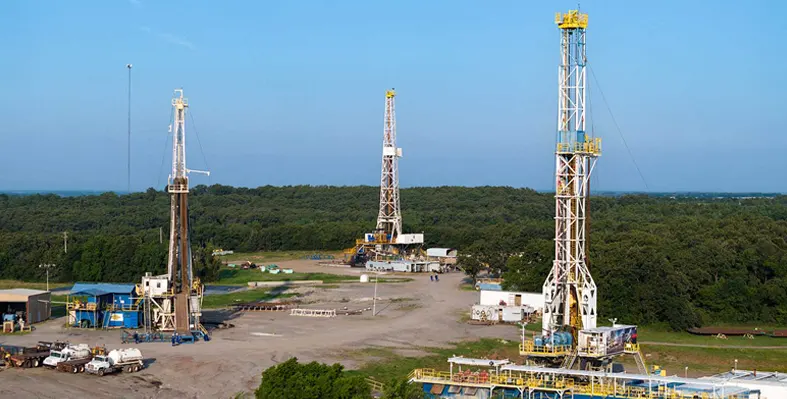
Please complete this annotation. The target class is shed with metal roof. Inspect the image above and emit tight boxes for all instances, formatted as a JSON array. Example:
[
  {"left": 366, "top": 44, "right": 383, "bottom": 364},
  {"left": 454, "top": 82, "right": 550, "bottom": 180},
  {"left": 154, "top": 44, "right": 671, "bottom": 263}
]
[{"left": 0, "top": 288, "right": 51, "bottom": 324}]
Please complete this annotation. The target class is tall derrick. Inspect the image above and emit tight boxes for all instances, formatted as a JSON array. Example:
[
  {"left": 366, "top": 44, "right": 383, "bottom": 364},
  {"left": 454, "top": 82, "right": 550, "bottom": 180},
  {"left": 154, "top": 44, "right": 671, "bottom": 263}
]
[
  {"left": 166, "top": 89, "right": 208, "bottom": 334},
  {"left": 376, "top": 89, "right": 403, "bottom": 242},
  {"left": 541, "top": 10, "right": 601, "bottom": 336}
]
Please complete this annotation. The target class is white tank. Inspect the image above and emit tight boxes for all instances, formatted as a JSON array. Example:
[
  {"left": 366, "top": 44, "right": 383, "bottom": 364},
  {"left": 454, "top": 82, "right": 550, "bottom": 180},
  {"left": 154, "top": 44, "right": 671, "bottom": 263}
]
[
  {"left": 360, "top": 274, "right": 369, "bottom": 283},
  {"left": 63, "top": 344, "right": 92, "bottom": 360},
  {"left": 108, "top": 348, "right": 143, "bottom": 364}
]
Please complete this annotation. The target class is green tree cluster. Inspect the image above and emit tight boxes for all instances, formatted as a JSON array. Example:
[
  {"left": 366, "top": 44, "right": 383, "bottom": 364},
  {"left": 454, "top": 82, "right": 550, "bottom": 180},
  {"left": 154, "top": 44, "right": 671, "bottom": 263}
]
[
  {"left": 255, "top": 358, "right": 370, "bottom": 399},
  {"left": 0, "top": 186, "right": 786, "bottom": 329}
]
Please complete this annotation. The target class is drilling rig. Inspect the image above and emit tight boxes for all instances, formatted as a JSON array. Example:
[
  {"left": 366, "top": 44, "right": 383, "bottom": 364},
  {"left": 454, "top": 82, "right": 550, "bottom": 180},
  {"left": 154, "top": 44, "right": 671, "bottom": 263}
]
[
  {"left": 344, "top": 89, "right": 424, "bottom": 266},
  {"left": 520, "top": 10, "right": 645, "bottom": 372},
  {"left": 139, "top": 89, "right": 209, "bottom": 338}
]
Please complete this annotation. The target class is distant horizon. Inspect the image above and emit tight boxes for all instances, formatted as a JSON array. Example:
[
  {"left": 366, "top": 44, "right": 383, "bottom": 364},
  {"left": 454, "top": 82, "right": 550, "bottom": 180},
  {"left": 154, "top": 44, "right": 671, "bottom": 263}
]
[{"left": 0, "top": 187, "right": 783, "bottom": 197}]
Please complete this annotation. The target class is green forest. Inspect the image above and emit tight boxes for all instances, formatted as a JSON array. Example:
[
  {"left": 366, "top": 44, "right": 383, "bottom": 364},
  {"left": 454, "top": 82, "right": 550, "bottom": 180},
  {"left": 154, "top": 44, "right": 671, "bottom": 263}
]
[{"left": 0, "top": 185, "right": 786, "bottom": 330}]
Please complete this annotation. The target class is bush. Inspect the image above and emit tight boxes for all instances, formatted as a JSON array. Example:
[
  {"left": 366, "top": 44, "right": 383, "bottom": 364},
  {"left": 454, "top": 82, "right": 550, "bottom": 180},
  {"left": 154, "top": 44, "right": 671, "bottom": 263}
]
[{"left": 255, "top": 358, "right": 371, "bottom": 399}]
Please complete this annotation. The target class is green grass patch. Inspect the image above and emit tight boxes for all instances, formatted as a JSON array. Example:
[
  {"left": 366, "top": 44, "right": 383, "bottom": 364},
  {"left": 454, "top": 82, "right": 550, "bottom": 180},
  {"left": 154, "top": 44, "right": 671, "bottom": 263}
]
[
  {"left": 0, "top": 280, "right": 71, "bottom": 290},
  {"left": 219, "top": 250, "right": 342, "bottom": 263},
  {"left": 201, "top": 288, "right": 298, "bottom": 309},
  {"left": 635, "top": 345, "right": 787, "bottom": 375},
  {"left": 459, "top": 283, "right": 477, "bottom": 291},
  {"left": 343, "top": 337, "right": 787, "bottom": 384},
  {"left": 377, "top": 278, "right": 413, "bottom": 283},
  {"left": 637, "top": 325, "right": 787, "bottom": 347},
  {"left": 215, "top": 268, "right": 412, "bottom": 285},
  {"left": 345, "top": 339, "right": 521, "bottom": 382},
  {"left": 216, "top": 268, "right": 357, "bottom": 285}
]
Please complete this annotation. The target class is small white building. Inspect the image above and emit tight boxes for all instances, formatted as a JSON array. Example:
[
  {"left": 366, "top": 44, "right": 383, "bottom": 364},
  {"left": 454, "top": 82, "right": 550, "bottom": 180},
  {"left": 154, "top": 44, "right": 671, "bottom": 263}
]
[{"left": 479, "top": 290, "right": 543, "bottom": 313}]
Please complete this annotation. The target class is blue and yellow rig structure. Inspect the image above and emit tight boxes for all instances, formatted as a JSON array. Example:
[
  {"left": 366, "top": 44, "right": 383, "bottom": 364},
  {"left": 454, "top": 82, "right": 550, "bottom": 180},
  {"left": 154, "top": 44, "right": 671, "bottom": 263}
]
[{"left": 409, "top": 358, "right": 760, "bottom": 399}]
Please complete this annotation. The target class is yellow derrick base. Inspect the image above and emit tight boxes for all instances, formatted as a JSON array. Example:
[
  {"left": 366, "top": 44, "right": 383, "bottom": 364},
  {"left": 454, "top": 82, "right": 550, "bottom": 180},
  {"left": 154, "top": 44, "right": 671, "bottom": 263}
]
[{"left": 555, "top": 10, "right": 588, "bottom": 29}]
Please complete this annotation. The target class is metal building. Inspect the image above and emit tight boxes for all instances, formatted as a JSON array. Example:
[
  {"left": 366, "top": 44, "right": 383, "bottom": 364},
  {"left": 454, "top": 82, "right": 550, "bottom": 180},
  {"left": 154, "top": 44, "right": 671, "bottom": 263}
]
[
  {"left": 67, "top": 283, "right": 141, "bottom": 329},
  {"left": 0, "top": 288, "right": 51, "bottom": 324}
]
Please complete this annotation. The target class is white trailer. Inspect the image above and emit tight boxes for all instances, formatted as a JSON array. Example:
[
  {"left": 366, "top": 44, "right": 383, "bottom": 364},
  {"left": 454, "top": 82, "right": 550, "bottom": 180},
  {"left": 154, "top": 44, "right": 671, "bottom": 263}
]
[
  {"left": 577, "top": 325, "right": 637, "bottom": 358},
  {"left": 86, "top": 348, "right": 143, "bottom": 376}
]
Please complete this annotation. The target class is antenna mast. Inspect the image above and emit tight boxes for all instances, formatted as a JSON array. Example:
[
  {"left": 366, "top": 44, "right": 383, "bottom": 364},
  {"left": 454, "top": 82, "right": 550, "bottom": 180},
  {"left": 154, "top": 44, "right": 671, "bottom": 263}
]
[
  {"left": 542, "top": 10, "right": 601, "bottom": 336},
  {"left": 376, "top": 89, "right": 403, "bottom": 242}
]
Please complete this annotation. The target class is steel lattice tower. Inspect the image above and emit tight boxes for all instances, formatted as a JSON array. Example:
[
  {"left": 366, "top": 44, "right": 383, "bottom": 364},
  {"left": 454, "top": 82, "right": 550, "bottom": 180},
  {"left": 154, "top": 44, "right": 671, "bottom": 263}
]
[
  {"left": 376, "top": 89, "right": 403, "bottom": 242},
  {"left": 166, "top": 89, "right": 209, "bottom": 333},
  {"left": 542, "top": 10, "right": 602, "bottom": 335}
]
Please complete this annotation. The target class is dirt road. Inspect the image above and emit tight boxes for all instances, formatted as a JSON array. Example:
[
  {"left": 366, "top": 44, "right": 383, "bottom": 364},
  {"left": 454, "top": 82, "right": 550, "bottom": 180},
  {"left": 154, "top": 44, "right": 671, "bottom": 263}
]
[{"left": 0, "top": 270, "right": 516, "bottom": 398}]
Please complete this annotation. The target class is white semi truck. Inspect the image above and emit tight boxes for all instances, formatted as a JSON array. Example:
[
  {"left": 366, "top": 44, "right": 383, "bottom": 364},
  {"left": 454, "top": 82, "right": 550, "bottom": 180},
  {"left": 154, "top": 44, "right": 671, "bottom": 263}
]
[
  {"left": 43, "top": 344, "right": 92, "bottom": 371},
  {"left": 85, "top": 348, "right": 143, "bottom": 376}
]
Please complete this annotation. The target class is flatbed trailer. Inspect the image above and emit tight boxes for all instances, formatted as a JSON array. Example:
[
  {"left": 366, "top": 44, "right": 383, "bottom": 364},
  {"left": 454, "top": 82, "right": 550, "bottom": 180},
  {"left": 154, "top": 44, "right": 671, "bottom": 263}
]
[
  {"left": 4, "top": 341, "right": 68, "bottom": 368},
  {"left": 56, "top": 356, "right": 92, "bottom": 373},
  {"left": 9, "top": 348, "right": 50, "bottom": 368}
]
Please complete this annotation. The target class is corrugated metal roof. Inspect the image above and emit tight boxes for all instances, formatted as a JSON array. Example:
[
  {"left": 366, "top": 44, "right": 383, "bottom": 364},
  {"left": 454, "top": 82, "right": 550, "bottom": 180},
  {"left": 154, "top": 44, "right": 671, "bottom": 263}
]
[
  {"left": 0, "top": 288, "right": 49, "bottom": 302},
  {"left": 70, "top": 282, "right": 135, "bottom": 295}
]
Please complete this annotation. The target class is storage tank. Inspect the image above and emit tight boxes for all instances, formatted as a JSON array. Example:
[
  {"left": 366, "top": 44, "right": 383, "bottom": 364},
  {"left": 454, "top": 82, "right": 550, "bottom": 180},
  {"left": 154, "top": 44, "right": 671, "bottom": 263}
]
[
  {"left": 108, "top": 348, "right": 143, "bottom": 364},
  {"left": 64, "top": 344, "right": 91, "bottom": 359}
]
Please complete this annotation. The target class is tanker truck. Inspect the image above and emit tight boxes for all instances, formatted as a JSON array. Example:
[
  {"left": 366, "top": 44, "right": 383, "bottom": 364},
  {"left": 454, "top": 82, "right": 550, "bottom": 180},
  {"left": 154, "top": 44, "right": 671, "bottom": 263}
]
[
  {"left": 85, "top": 348, "right": 143, "bottom": 376},
  {"left": 43, "top": 343, "right": 92, "bottom": 370}
]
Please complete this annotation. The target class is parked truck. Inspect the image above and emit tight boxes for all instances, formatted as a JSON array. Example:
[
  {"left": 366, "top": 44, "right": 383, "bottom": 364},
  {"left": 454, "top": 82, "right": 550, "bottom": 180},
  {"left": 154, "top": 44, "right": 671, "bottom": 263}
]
[
  {"left": 85, "top": 348, "right": 143, "bottom": 376},
  {"left": 43, "top": 343, "right": 97, "bottom": 373},
  {"left": 6, "top": 341, "right": 66, "bottom": 368}
]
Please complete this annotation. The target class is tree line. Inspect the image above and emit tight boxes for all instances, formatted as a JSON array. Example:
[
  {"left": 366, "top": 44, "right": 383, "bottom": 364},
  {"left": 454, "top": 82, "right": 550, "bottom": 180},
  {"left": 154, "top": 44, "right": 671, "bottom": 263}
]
[{"left": 0, "top": 185, "right": 785, "bottom": 329}]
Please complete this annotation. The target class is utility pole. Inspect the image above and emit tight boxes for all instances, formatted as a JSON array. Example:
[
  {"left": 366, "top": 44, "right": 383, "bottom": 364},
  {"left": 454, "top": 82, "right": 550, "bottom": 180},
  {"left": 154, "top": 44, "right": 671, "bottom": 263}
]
[
  {"left": 39, "top": 263, "right": 56, "bottom": 292},
  {"left": 63, "top": 231, "right": 68, "bottom": 253},
  {"left": 372, "top": 271, "right": 378, "bottom": 316},
  {"left": 126, "top": 63, "right": 133, "bottom": 194}
]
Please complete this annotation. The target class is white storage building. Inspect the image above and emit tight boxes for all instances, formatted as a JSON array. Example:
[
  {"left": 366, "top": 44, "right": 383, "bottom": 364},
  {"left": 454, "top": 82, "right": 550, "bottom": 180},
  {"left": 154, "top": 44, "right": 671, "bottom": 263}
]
[{"left": 479, "top": 290, "right": 543, "bottom": 312}]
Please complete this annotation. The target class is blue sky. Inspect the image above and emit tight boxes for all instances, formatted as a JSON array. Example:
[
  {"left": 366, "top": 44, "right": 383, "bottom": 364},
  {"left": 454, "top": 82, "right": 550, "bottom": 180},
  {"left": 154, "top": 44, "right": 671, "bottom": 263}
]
[{"left": 1, "top": 0, "right": 785, "bottom": 192}]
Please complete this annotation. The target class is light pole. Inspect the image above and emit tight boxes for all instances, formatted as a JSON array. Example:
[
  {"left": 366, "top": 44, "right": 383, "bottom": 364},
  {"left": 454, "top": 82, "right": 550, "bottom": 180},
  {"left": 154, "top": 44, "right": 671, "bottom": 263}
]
[
  {"left": 126, "top": 63, "right": 133, "bottom": 194},
  {"left": 39, "top": 263, "right": 56, "bottom": 292},
  {"left": 685, "top": 366, "right": 688, "bottom": 378},
  {"left": 734, "top": 359, "right": 738, "bottom": 371},
  {"left": 372, "top": 271, "right": 378, "bottom": 316}
]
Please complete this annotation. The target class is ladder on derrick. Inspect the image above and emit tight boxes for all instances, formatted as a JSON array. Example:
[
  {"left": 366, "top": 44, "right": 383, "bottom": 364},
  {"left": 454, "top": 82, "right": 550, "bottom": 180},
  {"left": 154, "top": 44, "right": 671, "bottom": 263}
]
[
  {"left": 561, "top": 350, "right": 578, "bottom": 369},
  {"left": 633, "top": 350, "right": 648, "bottom": 374}
]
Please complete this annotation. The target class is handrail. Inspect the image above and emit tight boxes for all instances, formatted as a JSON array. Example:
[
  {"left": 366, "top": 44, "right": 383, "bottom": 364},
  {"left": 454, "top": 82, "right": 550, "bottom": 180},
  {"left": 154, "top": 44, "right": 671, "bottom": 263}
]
[
  {"left": 409, "top": 368, "right": 748, "bottom": 399},
  {"left": 519, "top": 341, "right": 572, "bottom": 356}
]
